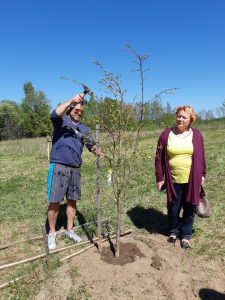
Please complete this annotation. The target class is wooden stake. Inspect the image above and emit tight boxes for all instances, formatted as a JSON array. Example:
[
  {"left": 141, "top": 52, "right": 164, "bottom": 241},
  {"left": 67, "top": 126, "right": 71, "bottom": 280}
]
[
  {"left": 96, "top": 124, "right": 102, "bottom": 252},
  {"left": 0, "top": 240, "right": 92, "bottom": 271},
  {"left": 0, "top": 253, "right": 46, "bottom": 270},
  {"left": 0, "top": 276, "right": 23, "bottom": 290},
  {"left": 115, "top": 198, "right": 122, "bottom": 258},
  {"left": 41, "top": 224, "right": 50, "bottom": 269},
  {"left": 0, "top": 237, "right": 100, "bottom": 271},
  {"left": 47, "top": 136, "right": 52, "bottom": 160}
]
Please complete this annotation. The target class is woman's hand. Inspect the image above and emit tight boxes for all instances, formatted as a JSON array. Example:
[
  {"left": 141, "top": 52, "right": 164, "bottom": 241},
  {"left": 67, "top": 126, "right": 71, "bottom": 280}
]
[{"left": 156, "top": 180, "right": 165, "bottom": 191}]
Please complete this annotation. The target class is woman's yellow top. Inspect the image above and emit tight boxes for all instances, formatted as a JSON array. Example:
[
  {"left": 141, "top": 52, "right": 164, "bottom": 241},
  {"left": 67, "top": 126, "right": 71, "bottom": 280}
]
[{"left": 167, "top": 130, "right": 193, "bottom": 183}]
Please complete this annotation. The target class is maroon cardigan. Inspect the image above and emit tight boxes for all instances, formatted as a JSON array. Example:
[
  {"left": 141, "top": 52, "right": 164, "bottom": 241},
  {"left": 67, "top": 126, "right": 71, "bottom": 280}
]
[{"left": 155, "top": 128, "right": 206, "bottom": 205}]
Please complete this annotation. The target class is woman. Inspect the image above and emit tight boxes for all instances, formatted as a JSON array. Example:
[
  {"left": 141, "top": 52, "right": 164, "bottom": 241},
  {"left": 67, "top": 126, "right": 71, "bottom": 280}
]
[{"left": 155, "top": 105, "right": 206, "bottom": 249}]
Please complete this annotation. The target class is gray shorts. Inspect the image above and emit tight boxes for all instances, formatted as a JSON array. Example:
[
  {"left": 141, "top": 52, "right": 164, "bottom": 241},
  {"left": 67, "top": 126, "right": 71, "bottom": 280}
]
[{"left": 47, "top": 163, "right": 81, "bottom": 202}]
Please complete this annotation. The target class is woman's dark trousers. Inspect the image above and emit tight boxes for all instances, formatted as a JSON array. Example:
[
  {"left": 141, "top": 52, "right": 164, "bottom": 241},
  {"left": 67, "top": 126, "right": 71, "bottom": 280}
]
[{"left": 167, "top": 183, "right": 195, "bottom": 240}]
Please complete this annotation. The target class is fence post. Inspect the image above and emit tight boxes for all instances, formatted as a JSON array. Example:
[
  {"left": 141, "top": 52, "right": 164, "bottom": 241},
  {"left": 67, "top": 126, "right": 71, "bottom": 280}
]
[
  {"left": 47, "top": 136, "right": 52, "bottom": 161},
  {"left": 41, "top": 224, "right": 50, "bottom": 269},
  {"left": 95, "top": 124, "right": 102, "bottom": 252}
]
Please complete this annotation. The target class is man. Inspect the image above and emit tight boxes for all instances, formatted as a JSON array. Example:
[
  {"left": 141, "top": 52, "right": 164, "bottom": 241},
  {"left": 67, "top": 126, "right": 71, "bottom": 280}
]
[{"left": 47, "top": 93, "right": 103, "bottom": 250}]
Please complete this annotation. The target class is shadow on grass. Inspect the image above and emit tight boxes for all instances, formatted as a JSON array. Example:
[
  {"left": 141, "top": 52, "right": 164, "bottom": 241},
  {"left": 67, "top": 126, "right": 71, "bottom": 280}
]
[
  {"left": 127, "top": 205, "right": 168, "bottom": 235},
  {"left": 76, "top": 210, "right": 95, "bottom": 243},
  {"left": 199, "top": 288, "right": 225, "bottom": 300},
  {"left": 45, "top": 204, "right": 95, "bottom": 242}
]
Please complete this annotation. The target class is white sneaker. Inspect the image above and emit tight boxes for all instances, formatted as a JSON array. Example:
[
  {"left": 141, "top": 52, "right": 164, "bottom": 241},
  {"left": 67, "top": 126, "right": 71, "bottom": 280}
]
[
  {"left": 48, "top": 232, "right": 56, "bottom": 250},
  {"left": 65, "top": 230, "right": 82, "bottom": 243}
]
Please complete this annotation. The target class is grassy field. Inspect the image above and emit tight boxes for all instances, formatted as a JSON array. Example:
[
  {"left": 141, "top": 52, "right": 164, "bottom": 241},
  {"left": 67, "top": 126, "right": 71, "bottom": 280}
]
[{"left": 0, "top": 122, "right": 225, "bottom": 298}]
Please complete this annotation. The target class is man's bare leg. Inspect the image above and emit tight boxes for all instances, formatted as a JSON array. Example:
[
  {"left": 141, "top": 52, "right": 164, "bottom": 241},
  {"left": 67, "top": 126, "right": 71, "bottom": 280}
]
[
  {"left": 66, "top": 199, "right": 76, "bottom": 231},
  {"left": 48, "top": 202, "right": 60, "bottom": 233}
]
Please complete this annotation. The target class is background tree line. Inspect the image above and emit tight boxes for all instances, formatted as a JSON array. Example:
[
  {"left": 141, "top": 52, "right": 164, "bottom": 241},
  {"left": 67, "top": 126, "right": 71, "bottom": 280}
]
[
  {"left": 0, "top": 81, "right": 225, "bottom": 140},
  {"left": 0, "top": 82, "right": 52, "bottom": 140}
]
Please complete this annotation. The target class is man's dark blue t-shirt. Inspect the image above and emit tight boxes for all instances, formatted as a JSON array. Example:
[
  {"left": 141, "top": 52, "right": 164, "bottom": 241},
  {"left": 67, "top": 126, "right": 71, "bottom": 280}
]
[{"left": 50, "top": 110, "right": 96, "bottom": 167}]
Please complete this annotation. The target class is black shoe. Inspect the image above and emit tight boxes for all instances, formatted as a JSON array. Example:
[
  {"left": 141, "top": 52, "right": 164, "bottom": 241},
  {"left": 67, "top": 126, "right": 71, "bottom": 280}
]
[
  {"left": 167, "top": 235, "right": 176, "bottom": 244},
  {"left": 180, "top": 240, "right": 191, "bottom": 249}
]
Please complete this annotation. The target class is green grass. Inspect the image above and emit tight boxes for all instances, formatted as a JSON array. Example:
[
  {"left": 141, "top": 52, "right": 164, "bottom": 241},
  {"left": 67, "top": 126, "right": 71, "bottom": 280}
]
[{"left": 0, "top": 122, "right": 225, "bottom": 298}]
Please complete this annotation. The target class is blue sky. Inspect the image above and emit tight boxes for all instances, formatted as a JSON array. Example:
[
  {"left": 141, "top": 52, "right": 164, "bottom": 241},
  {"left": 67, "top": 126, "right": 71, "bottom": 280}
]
[{"left": 1, "top": 0, "right": 225, "bottom": 112}]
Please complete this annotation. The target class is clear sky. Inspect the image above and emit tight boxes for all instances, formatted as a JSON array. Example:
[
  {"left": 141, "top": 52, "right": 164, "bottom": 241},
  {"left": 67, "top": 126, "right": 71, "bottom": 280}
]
[{"left": 1, "top": 0, "right": 225, "bottom": 112}]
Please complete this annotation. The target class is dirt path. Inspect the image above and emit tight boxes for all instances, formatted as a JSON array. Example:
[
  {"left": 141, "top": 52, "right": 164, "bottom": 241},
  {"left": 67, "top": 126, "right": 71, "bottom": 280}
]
[{"left": 35, "top": 233, "right": 225, "bottom": 300}]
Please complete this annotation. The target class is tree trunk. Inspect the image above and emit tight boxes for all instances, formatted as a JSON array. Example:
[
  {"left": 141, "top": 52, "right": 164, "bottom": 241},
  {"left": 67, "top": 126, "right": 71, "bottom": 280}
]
[
  {"left": 115, "top": 196, "right": 121, "bottom": 257},
  {"left": 95, "top": 124, "right": 102, "bottom": 252}
]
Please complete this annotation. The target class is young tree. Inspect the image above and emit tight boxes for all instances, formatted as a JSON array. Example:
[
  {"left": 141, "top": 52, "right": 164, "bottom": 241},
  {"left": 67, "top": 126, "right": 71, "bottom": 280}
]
[
  {"left": 94, "top": 46, "right": 149, "bottom": 257},
  {"left": 94, "top": 46, "right": 177, "bottom": 257}
]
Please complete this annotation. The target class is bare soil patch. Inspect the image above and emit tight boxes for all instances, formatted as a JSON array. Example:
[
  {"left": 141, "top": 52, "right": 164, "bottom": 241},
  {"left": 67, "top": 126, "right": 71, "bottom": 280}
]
[
  {"left": 34, "top": 233, "right": 225, "bottom": 300},
  {"left": 101, "top": 242, "right": 145, "bottom": 266}
]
